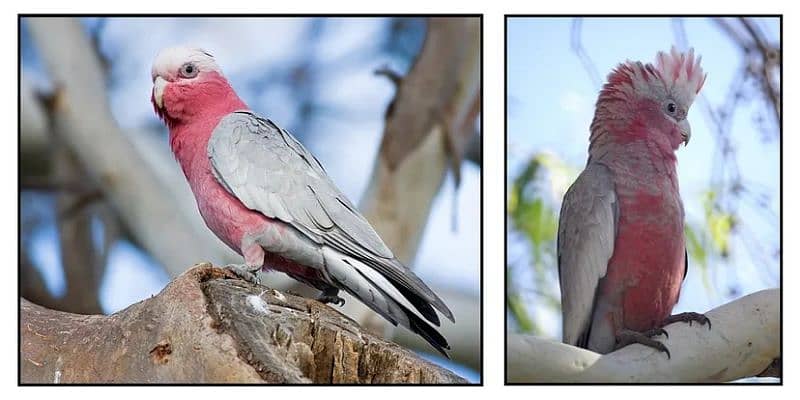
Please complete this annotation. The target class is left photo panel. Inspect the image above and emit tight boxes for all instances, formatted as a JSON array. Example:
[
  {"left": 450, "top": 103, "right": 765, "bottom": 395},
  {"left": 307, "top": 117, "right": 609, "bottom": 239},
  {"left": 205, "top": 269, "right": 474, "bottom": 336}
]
[{"left": 19, "top": 15, "right": 482, "bottom": 384}]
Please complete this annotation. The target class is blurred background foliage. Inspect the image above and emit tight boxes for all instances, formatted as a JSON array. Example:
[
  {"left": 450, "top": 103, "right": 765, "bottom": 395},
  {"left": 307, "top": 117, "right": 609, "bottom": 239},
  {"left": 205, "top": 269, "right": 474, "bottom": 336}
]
[{"left": 506, "top": 17, "right": 780, "bottom": 339}]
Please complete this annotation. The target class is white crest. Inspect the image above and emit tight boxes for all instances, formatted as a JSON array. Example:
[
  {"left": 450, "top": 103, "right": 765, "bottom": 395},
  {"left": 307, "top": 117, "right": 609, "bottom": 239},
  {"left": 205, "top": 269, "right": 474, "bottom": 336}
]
[{"left": 151, "top": 46, "right": 221, "bottom": 82}]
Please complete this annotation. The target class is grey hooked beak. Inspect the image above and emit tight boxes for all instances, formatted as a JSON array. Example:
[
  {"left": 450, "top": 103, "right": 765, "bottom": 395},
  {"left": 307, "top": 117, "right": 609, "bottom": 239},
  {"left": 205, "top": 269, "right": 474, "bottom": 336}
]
[
  {"left": 153, "top": 76, "right": 167, "bottom": 109},
  {"left": 678, "top": 119, "right": 691, "bottom": 146}
]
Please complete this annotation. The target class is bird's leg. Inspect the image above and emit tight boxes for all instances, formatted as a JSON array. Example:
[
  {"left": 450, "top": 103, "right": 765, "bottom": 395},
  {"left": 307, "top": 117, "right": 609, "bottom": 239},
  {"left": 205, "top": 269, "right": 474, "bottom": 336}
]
[
  {"left": 224, "top": 263, "right": 262, "bottom": 285},
  {"left": 615, "top": 328, "right": 671, "bottom": 359},
  {"left": 316, "top": 287, "right": 345, "bottom": 306},
  {"left": 225, "top": 242, "right": 264, "bottom": 285},
  {"left": 662, "top": 312, "right": 711, "bottom": 329}
]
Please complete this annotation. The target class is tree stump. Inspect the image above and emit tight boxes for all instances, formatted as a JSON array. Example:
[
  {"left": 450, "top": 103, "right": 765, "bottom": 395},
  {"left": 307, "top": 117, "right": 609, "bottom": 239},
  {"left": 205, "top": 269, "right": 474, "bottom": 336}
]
[{"left": 20, "top": 263, "right": 467, "bottom": 384}]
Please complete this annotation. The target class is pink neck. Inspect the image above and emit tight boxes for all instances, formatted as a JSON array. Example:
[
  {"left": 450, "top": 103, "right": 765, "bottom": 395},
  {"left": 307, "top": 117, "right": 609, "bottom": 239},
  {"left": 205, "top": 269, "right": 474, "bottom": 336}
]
[{"left": 166, "top": 78, "right": 248, "bottom": 180}]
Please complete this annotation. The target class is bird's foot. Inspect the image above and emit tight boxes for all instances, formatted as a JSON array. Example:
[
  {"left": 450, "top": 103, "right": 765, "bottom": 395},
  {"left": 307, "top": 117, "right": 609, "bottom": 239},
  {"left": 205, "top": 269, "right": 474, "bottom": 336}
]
[
  {"left": 224, "top": 263, "right": 262, "bottom": 285},
  {"left": 316, "top": 288, "right": 345, "bottom": 306},
  {"left": 615, "top": 329, "right": 671, "bottom": 359},
  {"left": 662, "top": 312, "right": 711, "bottom": 330}
]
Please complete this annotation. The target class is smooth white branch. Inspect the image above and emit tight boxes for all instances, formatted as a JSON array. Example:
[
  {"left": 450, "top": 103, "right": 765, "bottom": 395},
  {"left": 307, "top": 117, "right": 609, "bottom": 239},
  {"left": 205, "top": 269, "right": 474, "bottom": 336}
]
[{"left": 507, "top": 289, "right": 780, "bottom": 383}]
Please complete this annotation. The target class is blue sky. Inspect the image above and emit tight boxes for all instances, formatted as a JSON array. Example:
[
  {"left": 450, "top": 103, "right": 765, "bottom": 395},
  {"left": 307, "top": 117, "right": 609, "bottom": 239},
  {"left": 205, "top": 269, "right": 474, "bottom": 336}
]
[
  {"left": 507, "top": 17, "right": 780, "bottom": 340},
  {"left": 21, "top": 17, "right": 480, "bottom": 381}
]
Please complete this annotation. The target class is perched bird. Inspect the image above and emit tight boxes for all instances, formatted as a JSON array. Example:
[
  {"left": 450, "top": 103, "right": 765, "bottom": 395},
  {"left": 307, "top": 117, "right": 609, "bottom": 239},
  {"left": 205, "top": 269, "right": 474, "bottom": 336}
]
[
  {"left": 557, "top": 47, "right": 709, "bottom": 357},
  {"left": 150, "top": 46, "right": 454, "bottom": 356}
]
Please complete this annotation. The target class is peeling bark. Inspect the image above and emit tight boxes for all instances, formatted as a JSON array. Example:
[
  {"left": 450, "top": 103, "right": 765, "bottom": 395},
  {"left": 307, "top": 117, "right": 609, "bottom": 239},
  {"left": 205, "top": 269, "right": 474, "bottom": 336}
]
[{"left": 20, "top": 263, "right": 466, "bottom": 384}]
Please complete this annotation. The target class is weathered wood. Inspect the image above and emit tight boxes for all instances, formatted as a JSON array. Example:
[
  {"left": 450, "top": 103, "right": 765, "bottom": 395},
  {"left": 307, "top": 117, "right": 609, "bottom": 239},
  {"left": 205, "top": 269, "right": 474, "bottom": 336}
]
[
  {"left": 507, "top": 289, "right": 781, "bottom": 383},
  {"left": 20, "top": 263, "right": 466, "bottom": 384}
]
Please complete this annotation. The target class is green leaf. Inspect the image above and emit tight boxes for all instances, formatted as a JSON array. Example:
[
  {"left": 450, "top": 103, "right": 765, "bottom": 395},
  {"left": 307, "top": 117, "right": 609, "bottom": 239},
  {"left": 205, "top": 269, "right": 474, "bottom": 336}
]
[
  {"left": 507, "top": 292, "right": 537, "bottom": 334},
  {"left": 708, "top": 213, "right": 733, "bottom": 256}
]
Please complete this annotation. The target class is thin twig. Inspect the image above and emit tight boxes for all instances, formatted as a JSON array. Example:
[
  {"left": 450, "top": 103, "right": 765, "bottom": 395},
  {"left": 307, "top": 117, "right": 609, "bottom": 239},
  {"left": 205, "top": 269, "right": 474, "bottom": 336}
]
[{"left": 570, "top": 18, "right": 601, "bottom": 90}]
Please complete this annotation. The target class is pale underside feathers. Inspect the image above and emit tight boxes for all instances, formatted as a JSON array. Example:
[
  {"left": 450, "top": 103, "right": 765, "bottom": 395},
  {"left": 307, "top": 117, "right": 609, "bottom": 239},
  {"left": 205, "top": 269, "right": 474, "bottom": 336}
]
[
  {"left": 207, "top": 111, "right": 454, "bottom": 354},
  {"left": 557, "top": 163, "right": 618, "bottom": 347}
]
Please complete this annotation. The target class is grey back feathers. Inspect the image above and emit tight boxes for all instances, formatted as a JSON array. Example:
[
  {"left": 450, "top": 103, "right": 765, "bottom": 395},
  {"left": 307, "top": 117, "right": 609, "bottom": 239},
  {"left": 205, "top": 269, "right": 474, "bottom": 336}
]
[
  {"left": 207, "top": 111, "right": 453, "bottom": 355},
  {"left": 557, "top": 162, "right": 618, "bottom": 348}
]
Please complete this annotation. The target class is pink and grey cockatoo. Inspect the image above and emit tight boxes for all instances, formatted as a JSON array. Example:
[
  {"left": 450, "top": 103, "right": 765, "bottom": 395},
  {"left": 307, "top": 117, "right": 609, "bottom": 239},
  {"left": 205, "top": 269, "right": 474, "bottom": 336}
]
[
  {"left": 150, "top": 46, "right": 454, "bottom": 355},
  {"left": 557, "top": 47, "right": 709, "bottom": 357}
]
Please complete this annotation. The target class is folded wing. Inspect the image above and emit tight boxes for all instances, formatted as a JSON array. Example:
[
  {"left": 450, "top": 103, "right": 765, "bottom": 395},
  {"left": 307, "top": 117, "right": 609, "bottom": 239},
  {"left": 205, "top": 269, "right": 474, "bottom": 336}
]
[
  {"left": 557, "top": 162, "right": 618, "bottom": 347},
  {"left": 207, "top": 111, "right": 454, "bottom": 354}
]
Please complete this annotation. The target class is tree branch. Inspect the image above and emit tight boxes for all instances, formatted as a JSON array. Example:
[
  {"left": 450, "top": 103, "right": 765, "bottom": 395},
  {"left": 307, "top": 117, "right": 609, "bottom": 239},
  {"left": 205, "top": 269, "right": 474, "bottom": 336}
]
[
  {"left": 349, "top": 17, "right": 481, "bottom": 362},
  {"left": 507, "top": 289, "right": 780, "bottom": 383},
  {"left": 53, "top": 143, "right": 105, "bottom": 314},
  {"left": 21, "top": 264, "right": 466, "bottom": 384},
  {"left": 361, "top": 16, "right": 481, "bottom": 264},
  {"left": 20, "top": 74, "right": 51, "bottom": 175}
]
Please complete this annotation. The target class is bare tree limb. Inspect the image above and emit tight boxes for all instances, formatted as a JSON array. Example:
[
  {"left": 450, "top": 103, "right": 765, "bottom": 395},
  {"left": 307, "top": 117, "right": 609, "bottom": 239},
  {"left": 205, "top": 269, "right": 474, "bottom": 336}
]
[
  {"left": 507, "top": 289, "right": 780, "bottom": 383},
  {"left": 361, "top": 16, "right": 481, "bottom": 263},
  {"left": 348, "top": 17, "right": 481, "bottom": 363},
  {"left": 53, "top": 143, "right": 104, "bottom": 314},
  {"left": 20, "top": 264, "right": 466, "bottom": 384},
  {"left": 20, "top": 74, "right": 50, "bottom": 174}
]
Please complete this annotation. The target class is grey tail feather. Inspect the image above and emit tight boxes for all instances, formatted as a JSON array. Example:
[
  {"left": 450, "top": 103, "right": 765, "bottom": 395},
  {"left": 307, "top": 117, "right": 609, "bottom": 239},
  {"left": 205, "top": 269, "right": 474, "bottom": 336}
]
[
  {"left": 346, "top": 269, "right": 451, "bottom": 357},
  {"left": 383, "top": 259, "right": 455, "bottom": 324},
  {"left": 406, "top": 308, "right": 451, "bottom": 358},
  {"left": 395, "top": 282, "right": 442, "bottom": 326}
]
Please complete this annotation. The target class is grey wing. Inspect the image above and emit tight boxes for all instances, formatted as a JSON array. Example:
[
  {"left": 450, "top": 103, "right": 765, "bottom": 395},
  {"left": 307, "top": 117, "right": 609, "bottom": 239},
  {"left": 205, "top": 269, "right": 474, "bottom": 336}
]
[
  {"left": 557, "top": 162, "right": 618, "bottom": 347},
  {"left": 208, "top": 111, "right": 453, "bottom": 324}
]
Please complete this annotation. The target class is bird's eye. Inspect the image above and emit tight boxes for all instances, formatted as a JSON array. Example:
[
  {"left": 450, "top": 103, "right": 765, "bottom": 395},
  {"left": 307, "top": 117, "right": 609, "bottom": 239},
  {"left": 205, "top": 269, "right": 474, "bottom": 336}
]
[
  {"left": 666, "top": 102, "right": 677, "bottom": 115},
  {"left": 180, "top": 63, "right": 198, "bottom": 78}
]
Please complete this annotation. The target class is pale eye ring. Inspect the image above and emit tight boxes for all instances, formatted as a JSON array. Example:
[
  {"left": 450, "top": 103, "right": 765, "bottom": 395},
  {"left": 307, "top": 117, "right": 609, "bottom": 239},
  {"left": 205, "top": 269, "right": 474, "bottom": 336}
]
[
  {"left": 180, "top": 63, "right": 198, "bottom": 78},
  {"left": 666, "top": 102, "right": 677, "bottom": 115}
]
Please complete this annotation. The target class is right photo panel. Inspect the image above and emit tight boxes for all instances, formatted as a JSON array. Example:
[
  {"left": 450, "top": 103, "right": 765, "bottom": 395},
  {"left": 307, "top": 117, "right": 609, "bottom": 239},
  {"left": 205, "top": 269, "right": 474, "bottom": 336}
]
[{"left": 505, "top": 16, "right": 781, "bottom": 384}]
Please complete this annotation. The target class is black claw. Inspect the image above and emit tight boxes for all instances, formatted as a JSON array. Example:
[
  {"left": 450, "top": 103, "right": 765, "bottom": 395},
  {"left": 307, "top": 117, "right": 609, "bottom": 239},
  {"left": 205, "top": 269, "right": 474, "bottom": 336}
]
[
  {"left": 663, "top": 312, "right": 711, "bottom": 330},
  {"left": 616, "top": 329, "right": 671, "bottom": 359},
  {"left": 317, "top": 294, "right": 346, "bottom": 306},
  {"left": 644, "top": 327, "right": 669, "bottom": 339},
  {"left": 316, "top": 287, "right": 345, "bottom": 307},
  {"left": 646, "top": 339, "right": 671, "bottom": 359}
]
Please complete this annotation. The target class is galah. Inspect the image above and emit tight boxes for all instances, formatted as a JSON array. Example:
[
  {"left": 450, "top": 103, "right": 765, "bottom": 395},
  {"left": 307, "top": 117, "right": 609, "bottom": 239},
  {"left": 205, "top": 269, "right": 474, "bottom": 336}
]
[
  {"left": 557, "top": 47, "right": 709, "bottom": 357},
  {"left": 150, "top": 46, "right": 454, "bottom": 356}
]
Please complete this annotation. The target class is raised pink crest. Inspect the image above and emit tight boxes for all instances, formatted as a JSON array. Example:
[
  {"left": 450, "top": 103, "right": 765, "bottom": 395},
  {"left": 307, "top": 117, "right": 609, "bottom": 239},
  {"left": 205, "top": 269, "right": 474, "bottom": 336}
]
[{"left": 654, "top": 46, "right": 707, "bottom": 97}]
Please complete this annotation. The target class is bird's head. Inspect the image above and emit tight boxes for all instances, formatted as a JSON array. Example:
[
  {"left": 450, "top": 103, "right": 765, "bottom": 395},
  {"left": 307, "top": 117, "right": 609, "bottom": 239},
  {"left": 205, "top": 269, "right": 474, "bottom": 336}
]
[
  {"left": 151, "top": 46, "right": 245, "bottom": 127},
  {"left": 592, "top": 47, "right": 706, "bottom": 152}
]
